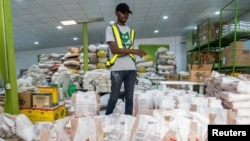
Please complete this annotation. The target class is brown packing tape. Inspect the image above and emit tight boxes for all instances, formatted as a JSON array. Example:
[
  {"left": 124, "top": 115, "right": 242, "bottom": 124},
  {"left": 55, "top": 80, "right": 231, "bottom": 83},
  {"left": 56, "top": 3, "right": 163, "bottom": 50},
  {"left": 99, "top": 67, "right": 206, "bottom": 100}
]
[
  {"left": 133, "top": 95, "right": 139, "bottom": 116},
  {"left": 188, "top": 121, "right": 198, "bottom": 141},
  {"left": 190, "top": 104, "right": 197, "bottom": 112},
  {"left": 130, "top": 115, "right": 140, "bottom": 141},
  {"left": 95, "top": 118, "right": 104, "bottom": 141},
  {"left": 227, "top": 109, "right": 236, "bottom": 124},
  {"left": 209, "top": 113, "right": 216, "bottom": 124}
]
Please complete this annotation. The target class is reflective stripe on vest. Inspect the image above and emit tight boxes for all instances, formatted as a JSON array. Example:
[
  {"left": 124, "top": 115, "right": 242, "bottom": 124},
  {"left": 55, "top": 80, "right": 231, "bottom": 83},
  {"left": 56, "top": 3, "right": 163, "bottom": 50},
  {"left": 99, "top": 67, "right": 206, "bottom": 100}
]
[{"left": 106, "top": 25, "right": 136, "bottom": 67}]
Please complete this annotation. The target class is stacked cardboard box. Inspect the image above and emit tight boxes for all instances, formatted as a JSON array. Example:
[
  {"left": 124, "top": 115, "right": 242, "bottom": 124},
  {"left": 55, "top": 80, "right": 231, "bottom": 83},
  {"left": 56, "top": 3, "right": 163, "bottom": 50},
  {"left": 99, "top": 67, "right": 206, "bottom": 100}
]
[
  {"left": 188, "top": 64, "right": 213, "bottom": 82},
  {"left": 197, "top": 22, "right": 227, "bottom": 46},
  {"left": 221, "top": 41, "right": 250, "bottom": 66},
  {"left": 18, "top": 90, "right": 66, "bottom": 123}
]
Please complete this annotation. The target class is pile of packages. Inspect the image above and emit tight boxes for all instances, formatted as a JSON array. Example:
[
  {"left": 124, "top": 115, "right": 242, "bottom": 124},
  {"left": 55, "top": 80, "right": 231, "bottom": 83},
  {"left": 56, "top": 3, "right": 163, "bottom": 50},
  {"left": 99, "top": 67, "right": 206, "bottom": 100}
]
[
  {"left": 1, "top": 87, "right": 240, "bottom": 141},
  {"left": 155, "top": 47, "right": 177, "bottom": 75},
  {"left": 205, "top": 71, "right": 250, "bottom": 124}
]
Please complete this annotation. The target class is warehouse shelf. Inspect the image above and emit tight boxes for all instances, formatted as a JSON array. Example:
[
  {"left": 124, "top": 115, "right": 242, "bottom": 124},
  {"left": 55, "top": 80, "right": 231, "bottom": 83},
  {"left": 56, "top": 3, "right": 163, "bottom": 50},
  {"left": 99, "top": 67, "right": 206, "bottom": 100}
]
[{"left": 187, "top": 0, "right": 250, "bottom": 75}]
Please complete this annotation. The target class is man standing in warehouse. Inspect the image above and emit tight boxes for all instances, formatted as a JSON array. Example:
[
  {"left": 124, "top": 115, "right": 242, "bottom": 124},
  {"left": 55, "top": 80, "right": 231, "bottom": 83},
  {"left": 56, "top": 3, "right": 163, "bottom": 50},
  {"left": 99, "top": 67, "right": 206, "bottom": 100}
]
[{"left": 105, "top": 3, "right": 145, "bottom": 115}]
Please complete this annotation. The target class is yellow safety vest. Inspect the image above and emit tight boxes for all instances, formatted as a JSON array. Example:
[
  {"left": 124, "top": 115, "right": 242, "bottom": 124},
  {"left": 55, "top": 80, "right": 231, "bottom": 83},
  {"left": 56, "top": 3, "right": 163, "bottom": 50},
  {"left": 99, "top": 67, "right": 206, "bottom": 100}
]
[{"left": 106, "top": 24, "right": 136, "bottom": 67}]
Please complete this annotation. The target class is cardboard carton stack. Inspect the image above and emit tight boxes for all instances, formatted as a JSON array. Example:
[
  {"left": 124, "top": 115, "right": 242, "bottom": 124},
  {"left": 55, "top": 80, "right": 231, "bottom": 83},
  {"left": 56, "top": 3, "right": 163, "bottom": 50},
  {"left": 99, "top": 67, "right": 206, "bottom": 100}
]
[
  {"left": 221, "top": 41, "right": 250, "bottom": 66},
  {"left": 188, "top": 64, "right": 213, "bottom": 82},
  {"left": 18, "top": 87, "right": 66, "bottom": 123}
]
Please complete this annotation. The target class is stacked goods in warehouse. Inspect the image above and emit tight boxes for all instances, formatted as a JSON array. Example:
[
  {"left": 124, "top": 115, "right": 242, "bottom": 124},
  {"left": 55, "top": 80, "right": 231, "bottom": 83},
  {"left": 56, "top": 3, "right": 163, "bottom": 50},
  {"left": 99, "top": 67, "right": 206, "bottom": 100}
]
[
  {"left": 7, "top": 87, "right": 239, "bottom": 141},
  {"left": 222, "top": 21, "right": 250, "bottom": 36},
  {"left": 17, "top": 65, "right": 48, "bottom": 92},
  {"left": 155, "top": 47, "right": 177, "bottom": 78},
  {"left": 205, "top": 71, "right": 250, "bottom": 124},
  {"left": 82, "top": 69, "right": 111, "bottom": 92},
  {"left": 96, "top": 44, "right": 109, "bottom": 69},
  {"left": 85, "top": 44, "right": 109, "bottom": 70},
  {"left": 87, "top": 44, "right": 98, "bottom": 70},
  {"left": 37, "top": 53, "right": 64, "bottom": 79},
  {"left": 136, "top": 54, "right": 155, "bottom": 74},
  {"left": 62, "top": 46, "right": 81, "bottom": 74}
]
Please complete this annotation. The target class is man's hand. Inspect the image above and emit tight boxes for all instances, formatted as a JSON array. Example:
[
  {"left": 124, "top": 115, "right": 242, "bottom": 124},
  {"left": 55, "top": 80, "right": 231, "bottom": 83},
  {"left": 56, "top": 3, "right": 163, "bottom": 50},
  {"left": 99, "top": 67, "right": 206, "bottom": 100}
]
[{"left": 133, "top": 49, "right": 146, "bottom": 57}]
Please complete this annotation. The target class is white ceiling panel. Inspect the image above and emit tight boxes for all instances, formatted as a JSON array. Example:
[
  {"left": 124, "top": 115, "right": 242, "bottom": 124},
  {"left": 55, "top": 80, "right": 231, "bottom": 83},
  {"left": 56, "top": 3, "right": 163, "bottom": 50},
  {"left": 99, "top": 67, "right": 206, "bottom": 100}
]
[{"left": 8, "top": 0, "right": 250, "bottom": 51}]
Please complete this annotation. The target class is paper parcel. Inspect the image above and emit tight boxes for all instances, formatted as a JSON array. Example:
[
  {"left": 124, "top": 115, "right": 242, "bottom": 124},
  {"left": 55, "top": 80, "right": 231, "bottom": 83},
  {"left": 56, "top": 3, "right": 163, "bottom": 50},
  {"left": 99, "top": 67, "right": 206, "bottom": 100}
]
[{"left": 188, "top": 64, "right": 213, "bottom": 82}]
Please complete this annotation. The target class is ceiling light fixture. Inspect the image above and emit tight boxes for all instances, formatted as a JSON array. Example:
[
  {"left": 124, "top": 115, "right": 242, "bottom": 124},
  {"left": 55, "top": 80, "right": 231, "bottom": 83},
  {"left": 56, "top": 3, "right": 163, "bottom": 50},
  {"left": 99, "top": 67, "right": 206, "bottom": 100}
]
[
  {"left": 57, "top": 26, "right": 63, "bottom": 29},
  {"left": 34, "top": 41, "right": 39, "bottom": 45},
  {"left": 73, "top": 37, "right": 78, "bottom": 40},
  {"left": 110, "top": 21, "right": 115, "bottom": 24},
  {"left": 60, "top": 20, "right": 77, "bottom": 25},
  {"left": 154, "top": 30, "right": 159, "bottom": 33},
  {"left": 215, "top": 11, "right": 220, "bottom": 15},
  {"left": 163, "top": 16, "right": 168, "bottom": 19}
]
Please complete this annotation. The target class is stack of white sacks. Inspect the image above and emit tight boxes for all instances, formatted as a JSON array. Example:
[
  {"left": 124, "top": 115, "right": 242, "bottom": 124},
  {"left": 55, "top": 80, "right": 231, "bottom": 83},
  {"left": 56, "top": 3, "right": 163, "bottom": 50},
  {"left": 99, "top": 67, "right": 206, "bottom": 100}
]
[
  {"left": 205, "top": 71, "right": 250, "bottom": 124},
  {"left": 136, "top": 54, "right": 155, "bottom": 74},
  {"left": 62, "top": 46, "right": 82, "bottom": 74},
  {"left": 17, "top": 65, "right": 48, "bottom": 92},
  {"left": 82, "top": 69, "right": 111, "bottom": 92},
  {"left": 156, "top": 47, "right": 177, "bottom": 75},
  {"left": 87, "top": 44, "right": 109, "bottom": 70},
  {"left": 37, "top": 53, "right": 64, "bottom": 77}
]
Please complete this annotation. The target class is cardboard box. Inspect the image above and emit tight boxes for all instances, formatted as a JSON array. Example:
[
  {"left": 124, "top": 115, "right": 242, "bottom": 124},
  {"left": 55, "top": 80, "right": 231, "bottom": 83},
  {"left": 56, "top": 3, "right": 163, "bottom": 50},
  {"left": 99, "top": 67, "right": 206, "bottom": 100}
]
[
  {"left": 20, "top": 108, "right": 41, "bottom": 123},
  {"left": 165, "top": 74, "right": 178, "bottom": 81},
  {"left": 37, "top": 86, "right": 59, "bottom": 106},
  {"left": 20, "top": 105, "right": 60, "bottom": 123},
  {"left": 188, "top": 64, "right": 213, "bottom": 82},
  {"left": 37, "top": 106, "right": 60, "bottom": 122},
  {"left": 58, "top": 103, "right": 66, "bottom": 119},
  {"left": 32, "top": 92, "right": 52, "bottom": 108},
  {"left": 18, "top": 91, "right": 33, "bottom": 108},
  {"left": 179, "top": 74, "right": 190, "bottom": 81}
]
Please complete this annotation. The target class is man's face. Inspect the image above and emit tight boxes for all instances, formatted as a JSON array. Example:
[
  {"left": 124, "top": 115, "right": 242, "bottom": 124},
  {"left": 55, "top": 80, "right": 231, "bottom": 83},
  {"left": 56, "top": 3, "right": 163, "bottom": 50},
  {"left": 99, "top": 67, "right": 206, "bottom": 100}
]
[{"left": 116, "top": 11, "right": 129, "bottom": 24}]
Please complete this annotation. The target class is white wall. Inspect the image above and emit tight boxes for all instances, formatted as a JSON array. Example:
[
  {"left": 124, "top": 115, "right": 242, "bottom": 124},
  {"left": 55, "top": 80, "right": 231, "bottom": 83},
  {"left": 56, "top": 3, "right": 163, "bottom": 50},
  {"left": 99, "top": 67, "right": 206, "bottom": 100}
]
[{"left": 15, "top": 36, "right": 187, "bottom": 75}]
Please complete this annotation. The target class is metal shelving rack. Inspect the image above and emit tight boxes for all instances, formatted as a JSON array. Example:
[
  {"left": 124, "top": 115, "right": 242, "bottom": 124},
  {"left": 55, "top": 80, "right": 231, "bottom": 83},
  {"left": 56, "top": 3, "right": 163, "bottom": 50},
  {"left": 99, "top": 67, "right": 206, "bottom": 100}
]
[
  {"left": 187, "top": 0, "right": 250, "bottom": 75},
  {"left": 218, "top": 0, "right": 250, "bottom": 75}
]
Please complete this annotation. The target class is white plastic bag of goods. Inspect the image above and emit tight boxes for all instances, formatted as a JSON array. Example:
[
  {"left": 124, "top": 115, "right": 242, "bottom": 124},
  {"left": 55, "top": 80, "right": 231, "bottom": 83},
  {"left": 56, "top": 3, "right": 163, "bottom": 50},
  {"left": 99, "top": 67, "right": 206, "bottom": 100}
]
[
  {"left": 105, "top": 115, "right": 135, "bottom": 141},
  {"left": 95, "top": 113, "right": 120, "bottom": 135},
  {"left": 100, "top": 93, "right": 110, "bottom": 107},
  {"left": 235, "top": 117, "right": 250, "bottom": 124},
  {"left": 133, "top": 91, "right": 154, "bottom": 115},
  {"left": 223, "top": 99, "right": 250, "bottom": 109},
  {"left": 237, "top": 81, "right": 250, "bottom": 94},
  {"left": 33, "top": 122, "right": 54, "bottom": 141},
  {"left": 71, "top": 116, "right": 104, "bottom": 141},
  {"left": 219, "top": 91, "right": 250, "bottom": 102},
  {"left": 72, "top": 91, "right": 101, "bottom": 116},
  {"left": 0, "top": 114, "right": 15, "bottom": 138},
  {"left": 152, "top": 109, "right": 201, "bottom": 141},
  {"left": 15, "top": 114, "right": 35, "bottom": 141},
  {"left": 234, "top": 108, "right": 250, "bottom": 117},
  {"left": 131, "top": 114, "right": 169, "bottom": 141}
]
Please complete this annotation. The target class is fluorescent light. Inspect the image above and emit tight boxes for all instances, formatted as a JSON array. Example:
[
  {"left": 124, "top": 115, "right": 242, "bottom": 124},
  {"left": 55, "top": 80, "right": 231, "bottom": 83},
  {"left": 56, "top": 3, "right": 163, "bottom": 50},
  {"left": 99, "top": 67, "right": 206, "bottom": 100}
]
[
  {"left": 215, "top": 11, "right": 220, "bottom": 15},
  {"left": 154, "top": 30, "right": 159, "bottom": 33},
  {"left": 57, "top": 26, "right": 63, "bottom": 29},
  {"left": 60, "top": 20, "right": 77, "bottom": 25},
  {"left": 163, "top": 16, "right": 168, "bottom": 20},
  {"left": 34, "top": 41, "right": 39, "bottom": 45},
  {"left": 110, "top": 21, "right": 115, "bottom": 24},
  {"left": 73, "top": 37, "right": 78, "bottom": 40}
]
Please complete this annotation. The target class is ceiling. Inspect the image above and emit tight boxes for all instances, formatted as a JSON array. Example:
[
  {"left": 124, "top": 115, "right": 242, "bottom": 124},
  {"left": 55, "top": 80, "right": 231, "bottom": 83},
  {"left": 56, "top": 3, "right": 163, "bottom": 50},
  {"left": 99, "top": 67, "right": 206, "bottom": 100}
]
[{"left": 10, "top": 0, "right": 250, "bottom": 52}]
